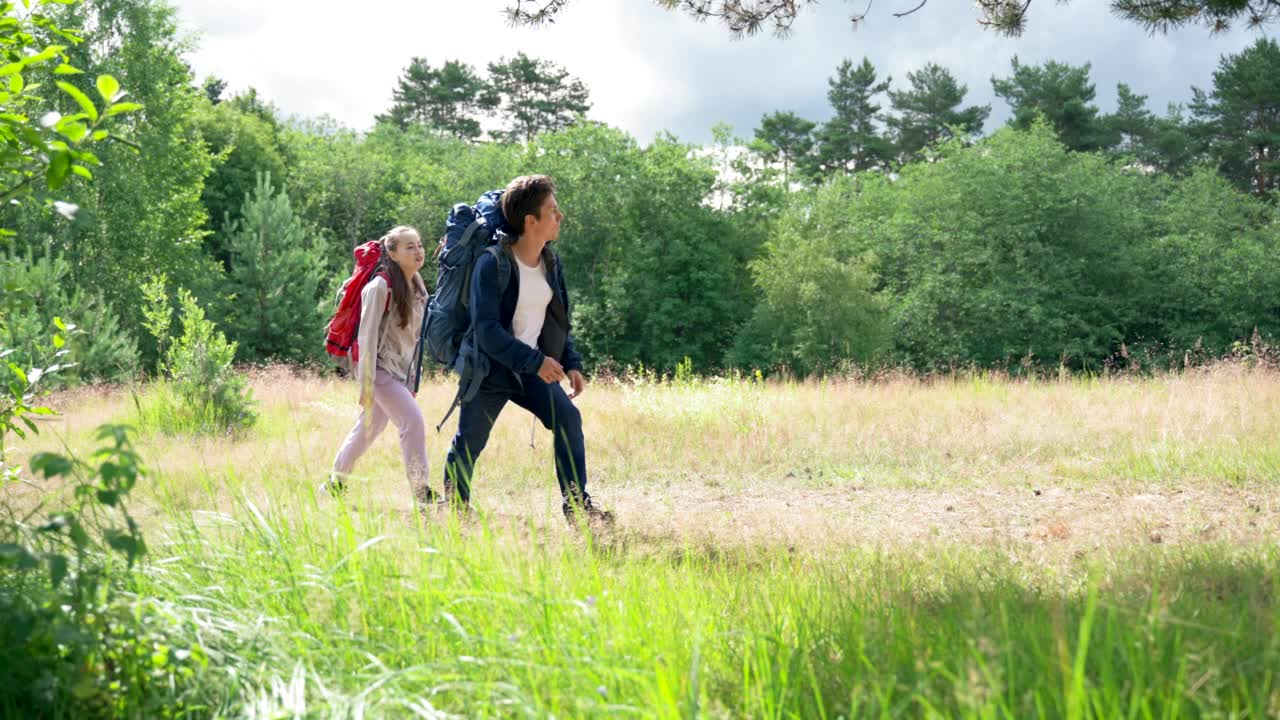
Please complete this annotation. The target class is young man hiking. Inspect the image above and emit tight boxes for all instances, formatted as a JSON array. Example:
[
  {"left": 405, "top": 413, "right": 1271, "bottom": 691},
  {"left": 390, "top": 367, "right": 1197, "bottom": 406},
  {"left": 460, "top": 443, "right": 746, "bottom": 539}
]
[{"left": 441, "top": 174, "right": 612, "bottom": 526}]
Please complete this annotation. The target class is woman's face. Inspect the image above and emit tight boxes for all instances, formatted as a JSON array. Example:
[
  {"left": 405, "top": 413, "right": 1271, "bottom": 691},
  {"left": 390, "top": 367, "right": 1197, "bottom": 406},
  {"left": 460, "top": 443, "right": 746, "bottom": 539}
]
[{"left": 388, "top": 231, "right": 425, "bottom": 275}]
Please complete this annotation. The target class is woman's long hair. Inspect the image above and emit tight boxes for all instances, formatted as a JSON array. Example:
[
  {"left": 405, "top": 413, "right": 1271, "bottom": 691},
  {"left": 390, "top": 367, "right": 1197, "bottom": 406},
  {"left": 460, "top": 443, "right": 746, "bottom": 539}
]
[{"left": 378, "top": 226, "right": 419, "bottom": 329}]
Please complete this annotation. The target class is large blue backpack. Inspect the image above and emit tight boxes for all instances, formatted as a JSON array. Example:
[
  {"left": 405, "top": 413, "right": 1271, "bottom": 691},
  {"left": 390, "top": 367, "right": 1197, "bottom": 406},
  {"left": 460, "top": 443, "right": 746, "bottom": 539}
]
[
  {"left": 426, "top": 189, "right": 513, "bottom": 429},
  {"left": 426, "top": 189, "right": 510, "bottom": 368}
]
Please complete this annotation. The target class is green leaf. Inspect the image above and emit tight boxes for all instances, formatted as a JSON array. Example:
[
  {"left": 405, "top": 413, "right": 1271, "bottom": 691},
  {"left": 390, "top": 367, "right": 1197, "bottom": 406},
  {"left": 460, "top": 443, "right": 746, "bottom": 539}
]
[
  {"left": 26, "top": 45, "right": 66, "bottom": 66},
  {"left": 95, "top": 488, "right": 119, "bottom": 507},
  {"left": 56, "top": 120, "right": 87, "bottom": 143},
  {"left": 30, "top": 452, "right": 72, "bottom": 478},
  {"left": 105, "top": 530, "right": 144, "bottom": 562},
  {"left": 95, "top": 74, "right": 119, "bottom": 103},
  {"left": 47, "top": 554, "right": 68, "bottom": 587},
  {"left": 8, "top": 73, "right": 22, "bottom": 94},
  {"left": 46, "top": 149, "right": 70, "bottom": 189},
  {"left": 91, "top": 129, "right": 107, "bottom": 141},
  {"left": 53, "top": 317, "right": 66, "bottom": 331},
  {"left": 70, "top": 164, "right": 91, "bottom": 180},
  {"left": 52, "top": 334, "right": 64, "bottom": 349},
  {"left": 55, "top": 81, "right": 96, "bottom": 122},
  {"left": 0, "top": 63, "right": 23, "bottom": 78},
  {"left": 52, "top": 63, "right": 81, "bottom": 75},
  {"left": 8, "top": 362, "right": 26, "bottom": 384},
  {"left": 105, "top": 102, "right": 141, "bottom": 118},
  {"left": 67, "top": 520, "right": 89, "bottom": 549}
]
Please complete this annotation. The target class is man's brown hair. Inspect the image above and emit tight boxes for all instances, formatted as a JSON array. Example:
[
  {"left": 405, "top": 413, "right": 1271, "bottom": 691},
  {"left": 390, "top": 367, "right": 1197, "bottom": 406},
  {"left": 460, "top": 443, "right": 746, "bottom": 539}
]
[{"left": 501, "top": 174, "right": 556, "bottom": 236}]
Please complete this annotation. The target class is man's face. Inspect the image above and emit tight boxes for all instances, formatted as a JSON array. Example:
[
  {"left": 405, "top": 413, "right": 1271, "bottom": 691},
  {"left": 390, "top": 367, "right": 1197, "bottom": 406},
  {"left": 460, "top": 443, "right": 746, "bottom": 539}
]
[{"left": 527, "top": 193, "right": 563, "bottom": 243}]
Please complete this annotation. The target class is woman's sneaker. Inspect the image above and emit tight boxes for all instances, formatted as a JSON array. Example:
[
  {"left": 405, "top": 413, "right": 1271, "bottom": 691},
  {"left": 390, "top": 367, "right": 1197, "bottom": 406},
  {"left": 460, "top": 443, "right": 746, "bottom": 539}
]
[{"left": 320, "top": 475, "right": 347, "bottom": 498}]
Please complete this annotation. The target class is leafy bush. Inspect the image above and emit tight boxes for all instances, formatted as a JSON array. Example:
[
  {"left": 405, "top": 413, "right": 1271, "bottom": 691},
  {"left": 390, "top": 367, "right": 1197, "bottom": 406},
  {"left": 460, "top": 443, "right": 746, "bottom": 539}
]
[
  {"left": 731, "top": 229, "right": 888, "bottom": 375},
  {"left": 0, "top": 246, "right": 139, "bottom": 386},
  {"left": 135, "top": 282, "right": 256, "bottom": 436},
  {"left": 0, "top": 425, "right": 212, "bottom": 718}
]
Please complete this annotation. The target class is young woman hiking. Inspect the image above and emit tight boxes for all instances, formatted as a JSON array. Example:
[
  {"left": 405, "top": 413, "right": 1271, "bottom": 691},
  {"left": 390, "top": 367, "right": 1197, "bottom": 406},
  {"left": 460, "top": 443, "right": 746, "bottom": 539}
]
[{"left": 327, "top": 225, "right": 439, "bottom": 507}]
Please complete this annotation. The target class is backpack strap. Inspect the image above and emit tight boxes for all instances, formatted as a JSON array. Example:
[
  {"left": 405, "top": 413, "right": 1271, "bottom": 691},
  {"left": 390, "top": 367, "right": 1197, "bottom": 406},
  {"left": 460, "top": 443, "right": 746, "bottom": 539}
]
[
  {"left": 457, "top": 218, "right": 487, "bottom": 310},
  {"left": 435, "top": 247, "right": 513, "bottom": 433},
  {"left": 372, "top": 270, "right": 392, "bottom": 313},
  {"left": 484, "top": 245, "right": 513, "bottom": 296}
]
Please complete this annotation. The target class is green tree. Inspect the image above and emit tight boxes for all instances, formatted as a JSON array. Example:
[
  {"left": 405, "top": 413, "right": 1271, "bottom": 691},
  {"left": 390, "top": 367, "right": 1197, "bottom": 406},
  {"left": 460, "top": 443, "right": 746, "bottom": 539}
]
[
  {"left": 1134, "top": 168, "right": 1280, "bottom": 350},
  {"left": 0, "top": 246, "right": 139, "bottom": 384},
  {"left": 226, "top": 87, "right": 280, "bottom": 127},
  {"left": 1106, "top": 83, "right": 1154, "bottom": 155},
  {"left": 1112, "top": 0, "right": 1280, "bottom": 32},
  {"left": 732, "top": 228, "right": 888, "bottom": 376},
  {"left": 380, "top": 58, "right": 493, "bottom": 140},
  {"left": 525, "top": 122, "right": 756, "bottom": 371},
  {"left": 887, "top": 62, "right": 990, "bottom": 163},
  {"left": 814, "top": 58, "right": 892, "bottom": 176},
  {"left": 201, "top": 75, "right": 227, "bottom": 104},
  {"left": 754, "top": 111, "right": 816, "bottom": 186},
  {"left": 832, "top": 124, "right": 1151, "bottom": 369},
  {"left": 0, "top": 2, "right": 139, "bottom": 220},
  {"left": 991, "top": 57, "right": 1116, "bottom": 152},
  {"left": 224, "top": 173, "right": 326, "bottom": 363},
  {"left": 487, "top": 53, "right": 591, "bottom": 143},
  {"left": 194, "top": 98, "right": 289, "bottom": 258},
  {"left": 1145, "top": 103, "right": 1199, "bottom": 174},
  {"left": 285, "top": 121, "right": 427, "bottom": 266},
  {"left": 6, "top": 0, "right": 220, "bottom": 369},
  {"left": 1190, "top": 37, "right": 1280, "bottom": 197}
]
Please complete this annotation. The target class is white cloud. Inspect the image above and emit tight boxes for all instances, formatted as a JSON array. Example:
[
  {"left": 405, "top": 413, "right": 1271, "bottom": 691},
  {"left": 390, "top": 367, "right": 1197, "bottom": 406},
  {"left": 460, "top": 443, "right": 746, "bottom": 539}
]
[{"left": 173, "top": 0, "right": 1266, "bottom": 143}]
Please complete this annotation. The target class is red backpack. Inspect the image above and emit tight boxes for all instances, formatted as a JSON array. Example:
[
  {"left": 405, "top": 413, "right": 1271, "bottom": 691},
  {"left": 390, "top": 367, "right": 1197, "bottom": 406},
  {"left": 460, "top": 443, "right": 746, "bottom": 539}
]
[{"left": 324, "top": 240, "right": 389, "bottom": 367}]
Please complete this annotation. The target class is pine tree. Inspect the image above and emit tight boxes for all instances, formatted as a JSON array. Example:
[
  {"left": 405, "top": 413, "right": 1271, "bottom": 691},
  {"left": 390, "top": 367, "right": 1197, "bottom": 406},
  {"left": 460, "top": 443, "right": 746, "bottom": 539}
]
[
  {"left": 887, "top": 62, "right": 990, "bottom": 163},
  {"left": 814, "top": 58, "right": 893, "bottom": 175},
  {"left": 487, "top": 52, "right": 591, "bottom": 142},
  {"left": 224, "top": 172, "right": 327, "bottom": 362},
  {"left": 754, "top": 110, "right": 816, "bottom": 186},
  {"left": 991, "top": 57, "right": 1115, "bottom": 152},
  {"left": 1106, "top": 83, "right": 1154, "bottom": 155},
  {"left": 381, "top": 58, "right": 492, "bottom": 140},
  {"left": 1190, "top": 37, "right": 1280, "bottom": 197}
]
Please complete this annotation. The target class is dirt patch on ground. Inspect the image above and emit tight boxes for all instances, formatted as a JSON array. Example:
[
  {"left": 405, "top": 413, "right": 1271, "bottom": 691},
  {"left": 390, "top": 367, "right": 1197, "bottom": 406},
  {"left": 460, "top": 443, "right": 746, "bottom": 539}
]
[{"left": 467, "top": 483, "right": 1280, "bottom": 554}]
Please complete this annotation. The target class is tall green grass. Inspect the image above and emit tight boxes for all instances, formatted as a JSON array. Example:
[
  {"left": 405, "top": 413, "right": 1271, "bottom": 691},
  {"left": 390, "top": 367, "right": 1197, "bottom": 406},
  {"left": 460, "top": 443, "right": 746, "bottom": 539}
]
[
  {"left": 12, "top": 366, "right": 1280, "bottom": 717},
  {"left": 132, "top": 493, "right": 1279, "bottom": 718}
]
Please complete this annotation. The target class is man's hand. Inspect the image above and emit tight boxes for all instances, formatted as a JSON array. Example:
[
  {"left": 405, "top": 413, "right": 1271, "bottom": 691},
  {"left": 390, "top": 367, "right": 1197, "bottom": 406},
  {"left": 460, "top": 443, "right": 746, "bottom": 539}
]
[
  {"left": 537, "top": 355, "right": 566, "bottom": 384},
  {"left": 567, "top": 369, "right": 586, "bottom": 399}
]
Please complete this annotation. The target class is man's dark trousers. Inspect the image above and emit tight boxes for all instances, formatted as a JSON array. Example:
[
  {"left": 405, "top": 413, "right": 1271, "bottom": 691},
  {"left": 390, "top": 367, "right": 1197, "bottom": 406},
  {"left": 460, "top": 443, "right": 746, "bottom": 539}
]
[{"left": 443, "top": 370, "right": 586, "bottom": 505}]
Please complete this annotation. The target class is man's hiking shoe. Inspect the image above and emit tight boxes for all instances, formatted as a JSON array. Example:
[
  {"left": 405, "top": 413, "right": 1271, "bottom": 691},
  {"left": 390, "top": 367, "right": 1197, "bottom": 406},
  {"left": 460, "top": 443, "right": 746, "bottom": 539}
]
[
  {"left": 443, "top": 476, "right": 469, "bottom": 506},
  {"left": 563, "top": 498, "right": 615, "bottom": 529}
]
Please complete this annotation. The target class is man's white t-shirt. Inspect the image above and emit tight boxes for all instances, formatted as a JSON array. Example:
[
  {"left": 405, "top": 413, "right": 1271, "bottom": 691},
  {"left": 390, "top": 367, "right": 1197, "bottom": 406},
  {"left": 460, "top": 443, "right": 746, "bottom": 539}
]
[{"left": 512, "top": 255, "right": 552, "bottom": 350}]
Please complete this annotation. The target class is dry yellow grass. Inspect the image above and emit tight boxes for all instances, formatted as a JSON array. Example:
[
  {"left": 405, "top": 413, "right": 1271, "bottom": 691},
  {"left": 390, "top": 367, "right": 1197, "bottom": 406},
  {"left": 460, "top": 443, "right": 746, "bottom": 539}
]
[{"left": 12, "top": 362, "right": 1280, "bottom": 555}]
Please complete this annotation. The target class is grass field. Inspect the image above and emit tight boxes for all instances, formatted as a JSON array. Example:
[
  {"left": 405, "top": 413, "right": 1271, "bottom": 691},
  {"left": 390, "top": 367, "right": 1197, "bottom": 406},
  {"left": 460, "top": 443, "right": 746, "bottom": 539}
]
[{"left": 11, "top": 364, "right": 1280, "bottom": 718}]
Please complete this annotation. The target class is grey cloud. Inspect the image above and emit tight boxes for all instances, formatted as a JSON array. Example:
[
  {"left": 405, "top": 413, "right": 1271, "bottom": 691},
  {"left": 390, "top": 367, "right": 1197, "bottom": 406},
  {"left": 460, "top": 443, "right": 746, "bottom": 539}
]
[
  {"left": 615, "top": 0, "right": 1262, "bottom": 143},
  {"left": 173, "top": 0, "right": 1265, "bottom": 145}
]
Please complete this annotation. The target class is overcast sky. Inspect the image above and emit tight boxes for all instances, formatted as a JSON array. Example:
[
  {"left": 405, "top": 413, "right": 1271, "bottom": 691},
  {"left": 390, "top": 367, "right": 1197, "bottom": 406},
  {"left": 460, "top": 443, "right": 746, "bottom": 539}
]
[{"left": 173, "top": 0, "right": 1271, "bottom": 144}]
